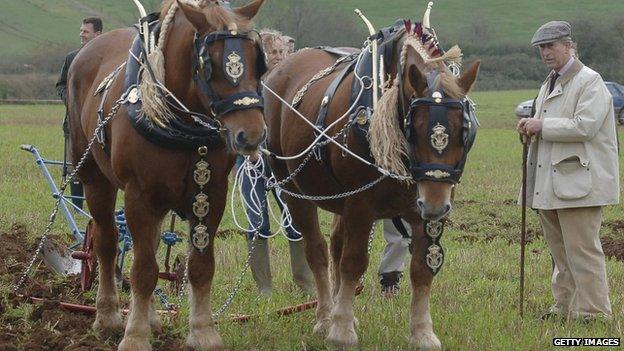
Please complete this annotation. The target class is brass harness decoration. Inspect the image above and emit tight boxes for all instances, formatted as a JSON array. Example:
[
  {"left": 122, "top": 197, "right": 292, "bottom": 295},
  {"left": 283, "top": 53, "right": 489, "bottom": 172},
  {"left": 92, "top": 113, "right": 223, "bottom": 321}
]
[
  {"left": 192, "top": 146, "right": 212, "bottom": 252},
  {"left": 225, "top": 51, "right": 244, "bottom": 83},
  {"left": 424, "top": 220, "right": 444, "bottom": 274},
  {"left": 430, "top": 122, "right": 449, "bottom": 154}
]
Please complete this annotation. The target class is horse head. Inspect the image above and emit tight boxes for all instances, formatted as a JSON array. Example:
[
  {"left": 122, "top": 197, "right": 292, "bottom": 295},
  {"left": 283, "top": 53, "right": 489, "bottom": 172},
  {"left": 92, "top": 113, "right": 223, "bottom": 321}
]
[
  {"left": 370, "top": 20, "right": 480, "bottom": 221},
  {"left": 177, "top": 0, "right": 267, "bottom": 154}
]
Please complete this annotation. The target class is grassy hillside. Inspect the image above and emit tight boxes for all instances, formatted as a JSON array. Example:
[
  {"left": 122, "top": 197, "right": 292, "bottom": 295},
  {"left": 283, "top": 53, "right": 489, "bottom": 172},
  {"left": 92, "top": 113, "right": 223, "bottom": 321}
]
[{"left": 1, "top": 0, "right": 622, "bottom": 56}]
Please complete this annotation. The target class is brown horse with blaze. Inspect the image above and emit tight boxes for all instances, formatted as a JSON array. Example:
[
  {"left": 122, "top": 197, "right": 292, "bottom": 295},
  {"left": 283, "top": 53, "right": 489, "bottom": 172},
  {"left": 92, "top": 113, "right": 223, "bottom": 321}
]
[
  {"left": 67, "top": 0, "right": 266, "bottom": 350},
  {"left": 264, "top": 19, "right": 480, "bottom": 349}
]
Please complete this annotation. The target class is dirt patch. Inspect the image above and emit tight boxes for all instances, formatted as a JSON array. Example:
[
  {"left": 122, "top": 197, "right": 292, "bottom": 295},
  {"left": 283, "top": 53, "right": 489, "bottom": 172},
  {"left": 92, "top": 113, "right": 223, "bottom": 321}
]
[
  {"left": 606, "top": 220, "right": 624, "bottom": 233},
  {"left": 0, "top": 223, "right": 184, "bottom": 350},
  {"left": 215, "top": 228, "right": 246, "bottom": 239},
  {"left": 602, "top": 236, "right": 624, "bottom": 262}
]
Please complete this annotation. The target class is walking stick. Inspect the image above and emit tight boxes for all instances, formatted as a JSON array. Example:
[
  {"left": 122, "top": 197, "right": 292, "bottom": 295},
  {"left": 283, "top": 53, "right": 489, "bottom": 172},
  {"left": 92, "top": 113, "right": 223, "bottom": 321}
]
[{"left": 519, "top": 139, "right": 528, "bottom": 317}]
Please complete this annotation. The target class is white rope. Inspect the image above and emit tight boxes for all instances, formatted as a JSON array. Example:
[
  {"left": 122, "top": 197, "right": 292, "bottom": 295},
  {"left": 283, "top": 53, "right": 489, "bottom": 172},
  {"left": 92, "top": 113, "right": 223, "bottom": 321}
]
[{"left": 230, "top": 156, "right": 303, "bottom": 241}]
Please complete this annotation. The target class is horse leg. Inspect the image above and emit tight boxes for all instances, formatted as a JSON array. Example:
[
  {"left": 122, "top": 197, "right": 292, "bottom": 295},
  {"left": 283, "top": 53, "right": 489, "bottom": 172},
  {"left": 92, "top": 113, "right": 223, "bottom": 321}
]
[
  {"left": 118, "top": 190, "right": 163, "bottom": 351},
  {"left": 326, "top": 211, "right": 372, "bottom": 348},
  {"left": 285, "top": 198, "right": 333, "bottom": 335},
  {"left": 185, "top": 230, "right": 224, "bottom": 350},
  {"left": 329, "top": 215, "right": 344, "bottom": 299},
  {"left": 84, "top": 176, "right": 123, "bottom": 335},
  {"left": 408, "top": 219, "right": 441, "bottom": 350}
]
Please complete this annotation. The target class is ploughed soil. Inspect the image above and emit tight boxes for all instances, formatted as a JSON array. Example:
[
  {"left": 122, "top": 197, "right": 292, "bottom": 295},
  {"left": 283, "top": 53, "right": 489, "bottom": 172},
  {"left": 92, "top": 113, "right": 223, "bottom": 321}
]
[{"left": 0, "top": 224, "right": 184, "bottom": 351}]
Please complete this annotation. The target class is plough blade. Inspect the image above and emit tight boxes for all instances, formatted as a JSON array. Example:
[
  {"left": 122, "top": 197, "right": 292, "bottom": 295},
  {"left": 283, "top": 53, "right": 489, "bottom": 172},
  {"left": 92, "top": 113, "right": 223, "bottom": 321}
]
[{"left": 42, "top": 239, "right": 81, "bottom": 275}]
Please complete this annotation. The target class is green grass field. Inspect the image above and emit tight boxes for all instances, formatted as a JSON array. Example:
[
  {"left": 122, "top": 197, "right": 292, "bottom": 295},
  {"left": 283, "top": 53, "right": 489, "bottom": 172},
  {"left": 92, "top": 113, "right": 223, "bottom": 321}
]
[
  {"left": 2, "top": 0, "right": 623, "bottom": 55},
  {"left": 0, "top": 90, "right": 623, "bottom": 350}
]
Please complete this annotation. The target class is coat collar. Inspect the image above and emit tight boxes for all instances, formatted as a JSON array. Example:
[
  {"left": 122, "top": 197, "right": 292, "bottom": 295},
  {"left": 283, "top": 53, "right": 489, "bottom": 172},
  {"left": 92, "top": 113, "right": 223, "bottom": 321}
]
[
  {"left": 541, "top": 58, "right": 584, "bottom": 100},
  {"left": 558, "top": 58, "right": 584, "bottom": 86}
]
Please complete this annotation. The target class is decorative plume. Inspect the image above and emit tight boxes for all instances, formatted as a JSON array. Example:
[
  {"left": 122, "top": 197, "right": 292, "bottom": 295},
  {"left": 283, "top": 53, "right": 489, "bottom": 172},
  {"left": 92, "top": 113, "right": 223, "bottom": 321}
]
[{"left": 403, "top": 19, "right": 412, "bottom": 34}]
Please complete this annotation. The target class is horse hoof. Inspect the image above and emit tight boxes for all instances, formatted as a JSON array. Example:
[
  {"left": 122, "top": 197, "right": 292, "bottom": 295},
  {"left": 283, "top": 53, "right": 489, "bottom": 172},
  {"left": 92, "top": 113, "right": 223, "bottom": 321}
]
[
  {"left": 93, "top": 313, "right": 124, "bottom": 337},
  {"left": 409, "top": 332, "right": 442, "bottom": 351},
  {"left": 185, "top": 330, "right": 225, "bottom": 351},
  {"left": 313, "top": 318, "right": 331, "bottom": 335},
  {"left": 326, "top": 323, "right": 358, "bottom": 349},
  {"left": 118, "top": 336, "right": 152, "bottom": 351}
]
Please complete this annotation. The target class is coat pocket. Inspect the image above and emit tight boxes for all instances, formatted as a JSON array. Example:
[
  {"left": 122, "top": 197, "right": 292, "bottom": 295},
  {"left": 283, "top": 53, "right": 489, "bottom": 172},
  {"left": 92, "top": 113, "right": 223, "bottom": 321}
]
[{"left": 551, "top": 143, "right": 592, "bottom": 200}]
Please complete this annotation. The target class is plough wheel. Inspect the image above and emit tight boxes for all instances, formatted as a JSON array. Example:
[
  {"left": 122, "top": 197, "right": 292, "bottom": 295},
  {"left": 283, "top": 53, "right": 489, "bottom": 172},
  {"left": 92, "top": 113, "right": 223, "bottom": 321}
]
[
  {"left": 170, "top": 253, "right": 186, "bottom": 295},
  {"left": 81, "top": 220, "right": 98, "bottom": 291}
]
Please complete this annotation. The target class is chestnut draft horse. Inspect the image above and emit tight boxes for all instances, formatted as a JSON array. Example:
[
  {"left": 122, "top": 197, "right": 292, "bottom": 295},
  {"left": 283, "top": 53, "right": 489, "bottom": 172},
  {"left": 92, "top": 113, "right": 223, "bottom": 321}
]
[
  {"left": 264, "top": 19, "right": 480, "bottom": 349},
  {"left": 67, "top": 0, "right": 266, "bottom": 349}
]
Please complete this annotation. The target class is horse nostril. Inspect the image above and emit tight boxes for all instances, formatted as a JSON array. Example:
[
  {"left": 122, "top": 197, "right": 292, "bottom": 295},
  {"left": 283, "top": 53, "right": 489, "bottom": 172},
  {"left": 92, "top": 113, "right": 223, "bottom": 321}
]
[
  {"left": 417, "top": 199, "right": 425, "bottom": 210},
  {"left": 235, "top": 131, "right": 247, "bottom": 146},
  {"left": 445, "top": 204, "right": 452, "bottom": 214}
]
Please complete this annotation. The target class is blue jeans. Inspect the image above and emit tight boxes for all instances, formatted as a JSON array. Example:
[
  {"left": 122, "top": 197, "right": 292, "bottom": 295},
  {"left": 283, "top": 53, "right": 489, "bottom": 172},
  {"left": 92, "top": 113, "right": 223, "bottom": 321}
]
[{"left": 236, "top": 155, "right": 301, "bottom": 241}]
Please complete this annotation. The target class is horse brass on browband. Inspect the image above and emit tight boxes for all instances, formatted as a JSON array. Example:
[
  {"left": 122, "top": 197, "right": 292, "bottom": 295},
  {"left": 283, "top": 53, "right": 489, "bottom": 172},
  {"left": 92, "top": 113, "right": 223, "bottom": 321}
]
[
  {"left": 425, "top": 169, "right": 450, "bottom": 179},
  {"left": 432, "top": 91, "right": 443, "bottom": 104},
  {"left": 233, "top": 97, "right": 260, "bottom": 106}
]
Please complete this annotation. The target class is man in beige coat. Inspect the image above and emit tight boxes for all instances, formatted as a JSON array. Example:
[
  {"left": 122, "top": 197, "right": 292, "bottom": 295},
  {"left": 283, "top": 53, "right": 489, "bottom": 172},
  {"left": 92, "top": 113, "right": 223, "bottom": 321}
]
[{"left": 517, "top": 21, "right": 620, "bottom": 321}]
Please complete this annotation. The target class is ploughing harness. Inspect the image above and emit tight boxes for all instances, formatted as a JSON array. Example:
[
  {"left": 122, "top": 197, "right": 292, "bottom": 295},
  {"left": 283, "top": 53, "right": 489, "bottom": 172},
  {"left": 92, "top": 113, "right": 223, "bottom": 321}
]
[
  {"left": 294, "top": 20, "right": 479, "bottom": 274},
  {"left": 94, "top": 12, "right": 267, "bottom": 252}
]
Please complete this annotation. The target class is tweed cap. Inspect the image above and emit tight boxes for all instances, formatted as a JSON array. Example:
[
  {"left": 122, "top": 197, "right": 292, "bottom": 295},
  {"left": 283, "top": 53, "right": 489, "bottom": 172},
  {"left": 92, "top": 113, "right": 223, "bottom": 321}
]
[{"left": 531, "top": 21, "right": 572, "bottom": 46}]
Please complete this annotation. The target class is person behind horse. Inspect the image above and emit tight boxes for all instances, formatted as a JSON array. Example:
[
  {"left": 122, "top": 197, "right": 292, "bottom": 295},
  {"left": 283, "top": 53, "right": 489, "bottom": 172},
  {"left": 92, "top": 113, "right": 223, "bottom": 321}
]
[
  {"left": 236, "top": 29, "right": 314, "bottom": 296},
  {"left": 283, "top": 35, "right": 295, "bottom": 54},
  {"left": 517, "top": 21, "right": 620, "bottom": 322},
  {"left": 56, "top": 17, "right": 103, "bottom": 210},
  {"left": 378, "top": 217, "right": 410, "bottom": 297}
]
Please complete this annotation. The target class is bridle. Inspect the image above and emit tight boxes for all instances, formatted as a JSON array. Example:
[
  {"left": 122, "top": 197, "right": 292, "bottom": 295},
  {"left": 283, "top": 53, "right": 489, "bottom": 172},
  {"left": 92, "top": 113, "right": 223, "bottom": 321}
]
[
  {"left": 398, "top": 60, "right": 478, "bottom": 184},
  {"left": 192, "top": 29, "right": 267, "bottom": 117}
]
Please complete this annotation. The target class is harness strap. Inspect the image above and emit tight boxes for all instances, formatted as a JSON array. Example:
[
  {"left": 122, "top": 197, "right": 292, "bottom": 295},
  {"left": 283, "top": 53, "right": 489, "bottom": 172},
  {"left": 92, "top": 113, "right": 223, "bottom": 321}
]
[
  {"left": 314, "top": 61, "right": 357, "bottom": 137},
  {"left": 391, "top": 216, "right": 411, "bottom": 239},
  {"left": 311, "top": 60, "right": 358, "bottom": 190}
]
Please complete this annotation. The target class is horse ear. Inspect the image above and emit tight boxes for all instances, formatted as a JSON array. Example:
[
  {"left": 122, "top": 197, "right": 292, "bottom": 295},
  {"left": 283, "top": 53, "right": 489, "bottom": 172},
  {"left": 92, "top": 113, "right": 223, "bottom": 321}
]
[
  {"left": 234, "top": 0, "right": 265, "bottom": 20},
  {"left": 177, "top": 0, "right": 207, "bottom": 31},
  {"left": 403, "top": 64, "right": 424, "bottom": 98},
  {"left": 458, "top": 60, "right": 480, "bottom": 94}
]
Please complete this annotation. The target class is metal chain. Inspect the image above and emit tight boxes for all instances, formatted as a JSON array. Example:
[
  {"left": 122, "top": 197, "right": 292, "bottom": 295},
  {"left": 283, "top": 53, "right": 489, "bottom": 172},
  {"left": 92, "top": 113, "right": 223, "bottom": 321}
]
[
  {"left": 277, "top": 175, "right": 387, "bottom": 201},
  {"left": 13, "top": 98, "right": 124, "bottom": 293},
  {"left": 266, "top": 123, "right": 350, "bottom": 189},
  {"left": 357, "top": 220, "right": 377, "bottom": 287},
  {"left": 212, "top": 232, "right": 258, "bottom": 318}
]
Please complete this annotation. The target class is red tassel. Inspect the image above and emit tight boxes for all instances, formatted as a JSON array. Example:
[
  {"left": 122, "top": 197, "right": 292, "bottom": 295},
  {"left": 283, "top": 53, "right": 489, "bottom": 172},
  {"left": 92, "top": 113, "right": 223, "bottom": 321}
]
[
  {"left": 415, "top": 23, "right": 423, "bottom": 37},
  {"left": 404, "top": 19, "right": 412, "bottom": 34}
]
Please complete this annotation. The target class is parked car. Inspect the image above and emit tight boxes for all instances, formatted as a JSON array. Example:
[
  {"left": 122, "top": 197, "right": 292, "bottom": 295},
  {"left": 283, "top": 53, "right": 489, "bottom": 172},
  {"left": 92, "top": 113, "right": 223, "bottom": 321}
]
[
  {"left": 605, "top": 81, "right": 624, "bottom": 125},
  {"left": 515, "top": 99, "right": 534, "bottom": 118},
  {"left": 515, "top": 81, "right": 624, "bottom": 125}
]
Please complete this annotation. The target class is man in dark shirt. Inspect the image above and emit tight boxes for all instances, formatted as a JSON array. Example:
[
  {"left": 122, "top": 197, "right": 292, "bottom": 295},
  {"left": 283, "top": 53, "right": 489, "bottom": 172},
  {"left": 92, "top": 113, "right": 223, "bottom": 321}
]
[{"left": 57, "top": 17, "right": 102, "bottom": 210}]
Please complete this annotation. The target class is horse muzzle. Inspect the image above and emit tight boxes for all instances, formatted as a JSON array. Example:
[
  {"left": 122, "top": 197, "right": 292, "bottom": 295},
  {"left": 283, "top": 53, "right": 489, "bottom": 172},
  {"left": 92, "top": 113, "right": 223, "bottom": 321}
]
[{"left": 417, "top": 198, "right": 452, "bottom": 221}]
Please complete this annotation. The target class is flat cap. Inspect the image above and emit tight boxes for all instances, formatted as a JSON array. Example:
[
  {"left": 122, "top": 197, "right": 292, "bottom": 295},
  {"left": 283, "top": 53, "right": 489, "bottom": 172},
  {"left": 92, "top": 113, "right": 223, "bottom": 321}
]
[{"left": 531, "top": 21, "right": 571, "bottom": 46}]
